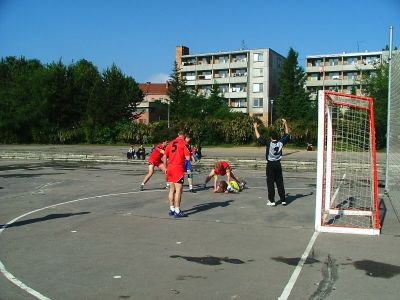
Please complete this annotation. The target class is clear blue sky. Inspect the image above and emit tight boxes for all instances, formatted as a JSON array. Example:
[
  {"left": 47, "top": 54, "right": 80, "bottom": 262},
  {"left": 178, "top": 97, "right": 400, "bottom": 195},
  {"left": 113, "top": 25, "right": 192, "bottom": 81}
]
[{"left": 1, "top": 0, "right": 399, "bottom": 83}]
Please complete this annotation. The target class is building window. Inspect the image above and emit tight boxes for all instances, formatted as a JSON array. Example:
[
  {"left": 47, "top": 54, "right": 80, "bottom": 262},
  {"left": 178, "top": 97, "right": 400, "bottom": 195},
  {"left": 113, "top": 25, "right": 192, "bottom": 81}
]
[
  {"left": 253, "top": 98, "right": 263, "bottom": 108},
  {"left": 310, "top": 73, "right": 320, "bottom": 81},
  {"left": 254, "top": 53, "right": 264, "bottom": 62},
  {"left": 347, "top": 57, "right": 358, "bottom": 65},
  {"left": 185, "top": 72, "right": 196, "bottom": 81},
  {"left": 232, "top": 69, "right": 247, "bottom": 77},
  {"left": 219, "top": 85, "right": 229, "bottom": 93},
  {"left": 364, "top": 56, "right": 379, "bottom": 65},
  {"left": 328, "top": 58, "right": 340, "bottom": 66},
  {"left": 253, "top": 83, "right": 263, "bottom": 92},
  {"left": 253, "top": 68, "right": 264, "bottom": 77},
  {"left": 346, "top": 72, "right": 358, "bottom": 80},
  {"left": 231, "top": 99, "right": 247, "bottom": 108},
  {"left": 313, "top": 59, "right": 322, "bottom": 66},
  {"left": 231, "top": 84, "right": 246, "bottom": 92},
  {"left": 219, "top": 56, "right": 228, "bottom": 63},
  {"left": 329, "top": 72, "right": 340, "bottom": 80}
]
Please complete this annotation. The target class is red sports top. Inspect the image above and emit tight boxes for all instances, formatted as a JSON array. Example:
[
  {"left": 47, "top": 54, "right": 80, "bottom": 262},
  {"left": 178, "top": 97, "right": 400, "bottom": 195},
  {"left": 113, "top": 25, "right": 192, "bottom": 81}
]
[
  {"left": 148, "top": 143, "right": 165, "bottom": 162},
  {"left": 214, "top": 161, "right": 230, "bottom": 175},
  {"left": 164, "top": 136, "right": 190, "bottom": 166}
]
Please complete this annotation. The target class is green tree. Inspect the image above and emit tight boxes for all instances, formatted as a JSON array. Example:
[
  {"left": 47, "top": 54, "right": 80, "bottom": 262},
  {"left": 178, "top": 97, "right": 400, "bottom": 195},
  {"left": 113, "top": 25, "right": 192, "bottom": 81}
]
[
  {"left": 0, "top": 56, "right": 47, "bottom": 142},
  {"left": 167, "top": 61, "right": 192, "bottom": 120},
  {"left": 204, "top": 82, "right": 232, "bottom": 119},
  {"left": 100, "top": 64, "right": 142, "bottom": 125},
  {"left": 276, "top": 48, "right": 315, "bottom": 121},
  {"left": 360, "top": 61, "right": 388, "bottom": 148}
]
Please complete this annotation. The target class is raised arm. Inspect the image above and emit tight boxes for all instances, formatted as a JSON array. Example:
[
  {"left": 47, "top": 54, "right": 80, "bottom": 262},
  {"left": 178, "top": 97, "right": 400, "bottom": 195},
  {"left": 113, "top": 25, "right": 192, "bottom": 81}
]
[
  {"left": 253, "top": 122, "right": 261, "bottom": 139},
  {"left": 282, "top": 118, "right": 289, "bottom": 134}
]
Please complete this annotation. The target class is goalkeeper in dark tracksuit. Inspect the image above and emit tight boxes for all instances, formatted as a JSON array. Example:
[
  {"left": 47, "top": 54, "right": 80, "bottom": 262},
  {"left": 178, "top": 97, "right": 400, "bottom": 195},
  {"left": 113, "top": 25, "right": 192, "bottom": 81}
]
[{"left": 253, "top": 118, "right": 290, "bottom": 206}]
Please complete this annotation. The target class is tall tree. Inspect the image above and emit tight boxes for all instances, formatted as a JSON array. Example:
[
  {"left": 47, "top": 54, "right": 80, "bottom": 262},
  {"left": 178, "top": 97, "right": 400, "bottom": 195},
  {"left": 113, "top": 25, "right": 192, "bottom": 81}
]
[
  {"left": 167, "top": 61, "right": 192, "bottom": 120},
  {"left": 276, "top": 48, "right": 314, "bottom": 121},
  {"left": 0, "top": 56, "right": 46, "bottom": 142},
  {"left": 204, "top": 82, "right": 231, "bottom": 119},
  {"left": 360, "top": 61, "right": 388, "bottom": 148},
  {"left": 100, "top": 64, "right": 143, "bottom": 125}
]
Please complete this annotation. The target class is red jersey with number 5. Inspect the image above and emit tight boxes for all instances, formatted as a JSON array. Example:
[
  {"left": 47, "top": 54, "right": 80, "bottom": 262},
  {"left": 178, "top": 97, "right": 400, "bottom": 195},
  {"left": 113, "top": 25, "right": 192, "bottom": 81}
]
[{"left": 164, "top": 137, "right": 190, "bottom": 166}]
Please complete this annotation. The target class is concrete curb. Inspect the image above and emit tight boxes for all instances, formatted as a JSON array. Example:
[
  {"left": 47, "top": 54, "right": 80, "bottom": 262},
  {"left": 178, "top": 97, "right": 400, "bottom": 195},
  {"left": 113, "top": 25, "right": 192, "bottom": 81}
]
[{"left": 0, "top": 151, "right": 340, "bottom": 172}]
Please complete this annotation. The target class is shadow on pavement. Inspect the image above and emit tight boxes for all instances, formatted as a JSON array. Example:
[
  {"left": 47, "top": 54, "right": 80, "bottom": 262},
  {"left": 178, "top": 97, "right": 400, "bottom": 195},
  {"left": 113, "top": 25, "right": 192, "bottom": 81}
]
[
  {"left": 1, "top": 212, "right": 90, "bottom": 229},
  {"left": 185, "top": 200, "right": 234, "bottom": 216}
]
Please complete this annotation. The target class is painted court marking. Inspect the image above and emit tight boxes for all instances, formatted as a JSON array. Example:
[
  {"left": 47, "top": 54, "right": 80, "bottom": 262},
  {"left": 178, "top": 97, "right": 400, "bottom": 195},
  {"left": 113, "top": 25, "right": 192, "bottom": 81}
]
[
  {"left": 0, "top": 190, "right": 149, "bottom": 300},
  {"left": 278, "top": 231, "right": 320, "bottom": 300},
  {"left": 1, "top": 184, "right": 316, "bottom": 299}
]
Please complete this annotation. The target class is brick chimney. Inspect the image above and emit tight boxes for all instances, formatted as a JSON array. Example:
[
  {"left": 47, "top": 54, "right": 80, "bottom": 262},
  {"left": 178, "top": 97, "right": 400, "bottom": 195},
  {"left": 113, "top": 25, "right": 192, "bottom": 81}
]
[{"left": 176, "top": 45, "right": 189, "bottom": 69}]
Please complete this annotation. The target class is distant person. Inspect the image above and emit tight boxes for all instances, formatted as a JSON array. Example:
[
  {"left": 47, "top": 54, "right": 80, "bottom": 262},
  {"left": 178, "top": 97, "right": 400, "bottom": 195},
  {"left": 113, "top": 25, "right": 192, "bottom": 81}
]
[
  {"left": 140, "top": 141, "right": 168, "bottom": 191},
  {"left": 194, "top": 144, "right": 202, "bottom": 161},
  {"left": 162, "top": 130, "right": 191, "bottom": 218},
  {"left": 184, "top": 134, "right": 196, "bottom": 192},
  {"left": 137, "top": 145, "right": 146, "bottom": 160},
  {"left": 253, "top": 118, "right": 290, "bottom": 206},
  {"left": 204, "top": 160, "right": 245, "bottom": 193},
  {"left": 127, "top": 145, "right": 135, "bottom": 159}
]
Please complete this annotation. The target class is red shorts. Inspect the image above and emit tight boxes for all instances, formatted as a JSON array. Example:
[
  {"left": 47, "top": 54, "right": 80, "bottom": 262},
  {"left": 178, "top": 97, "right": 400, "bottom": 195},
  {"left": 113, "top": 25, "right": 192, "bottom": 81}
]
[
  {"left": 167, "top": 165, "right": 185, "bottom": 183},
  {"left": 149, "top": 157, "right": 162, "bottom": 167}
]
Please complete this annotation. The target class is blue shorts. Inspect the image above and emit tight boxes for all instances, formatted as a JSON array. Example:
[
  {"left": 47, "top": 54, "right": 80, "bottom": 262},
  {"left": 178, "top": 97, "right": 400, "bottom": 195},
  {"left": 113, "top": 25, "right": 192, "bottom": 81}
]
[{"left": 184, "top": 160, "right": 193, "bottom": 172}]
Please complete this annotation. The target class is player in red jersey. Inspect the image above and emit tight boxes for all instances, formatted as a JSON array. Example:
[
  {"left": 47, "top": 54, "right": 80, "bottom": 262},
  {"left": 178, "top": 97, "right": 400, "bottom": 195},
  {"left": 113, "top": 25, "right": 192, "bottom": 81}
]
[
  {"left": 204, "top": 160, "right": 245, "bottom": 192},
  {"left": 162, "top": 130, "right": 191, "bottom": 218},
  {"left": 139, "top": 140, "right": 168, "bottom": 191}
]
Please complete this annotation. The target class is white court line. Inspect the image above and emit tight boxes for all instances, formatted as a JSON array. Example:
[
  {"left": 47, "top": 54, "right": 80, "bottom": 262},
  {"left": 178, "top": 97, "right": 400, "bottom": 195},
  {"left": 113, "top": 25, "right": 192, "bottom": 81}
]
[
  {"left": 0, "top": 189, "right": 151, "bottom": 300},
  {"left": 1, "top": 185, "right": 316, "bottom": 299},
  {"left": 278, "top": 231, "right": 319, "bottom": 300},
  {"left": 251, "top": 187, "right": 315, "bottom": 190}
]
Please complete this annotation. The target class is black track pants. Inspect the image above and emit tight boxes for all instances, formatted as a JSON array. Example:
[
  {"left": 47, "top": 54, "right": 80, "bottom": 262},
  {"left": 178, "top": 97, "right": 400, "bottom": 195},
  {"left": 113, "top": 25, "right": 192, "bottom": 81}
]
[{"left": 266, "top": 160, "right": 285, "bottom": 202}]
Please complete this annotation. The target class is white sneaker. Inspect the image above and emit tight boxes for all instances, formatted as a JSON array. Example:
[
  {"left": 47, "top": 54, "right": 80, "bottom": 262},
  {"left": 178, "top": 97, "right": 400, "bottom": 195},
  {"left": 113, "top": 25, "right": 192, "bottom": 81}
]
[{"left": 266, "top": 201, "right": 276, "bottom": 207}]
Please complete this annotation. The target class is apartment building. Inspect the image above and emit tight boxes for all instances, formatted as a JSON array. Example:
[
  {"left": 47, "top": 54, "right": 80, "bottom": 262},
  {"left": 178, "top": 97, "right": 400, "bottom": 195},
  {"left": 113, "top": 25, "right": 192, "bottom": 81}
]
[
  {"left": 306, "top": 50, "right": 390, "bottom": 100},
  {"left": 176, "top": 45, "right": 285, "bottom": 124}
]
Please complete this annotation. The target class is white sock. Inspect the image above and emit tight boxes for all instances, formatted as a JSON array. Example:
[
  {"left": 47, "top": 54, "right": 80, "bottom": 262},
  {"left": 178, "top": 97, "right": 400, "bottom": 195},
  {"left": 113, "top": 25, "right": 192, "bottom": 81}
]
[
  {"left": 189, "top": 184, "right": 193, "bottom": 189},
  {"left": 175, "top": 207, "right": 180, "bottom": 213},
  {"left": 141, "top": 183, "right": 144, "bottom": 186},
  {"left": 170, "top": 206, "right": 175, "bottom": 211}
]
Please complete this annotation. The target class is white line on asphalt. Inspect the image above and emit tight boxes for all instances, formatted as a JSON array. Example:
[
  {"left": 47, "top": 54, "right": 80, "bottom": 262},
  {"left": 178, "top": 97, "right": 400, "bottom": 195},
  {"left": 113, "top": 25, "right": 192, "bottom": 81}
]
[
  {"left": 250, "top": 187, "right": 315, "bottom": 190},
  {"left": 0, "top": 189, "right": 156, "bottom": 300},
  {"left": 278, "top": 231, "right": 320, "bottom": 300}
]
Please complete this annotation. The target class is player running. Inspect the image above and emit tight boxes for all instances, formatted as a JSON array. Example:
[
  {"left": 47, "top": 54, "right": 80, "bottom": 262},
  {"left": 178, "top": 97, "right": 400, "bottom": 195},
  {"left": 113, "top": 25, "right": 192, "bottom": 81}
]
[
  {"left": 162, "top": 130, "right": 191, "bottom": 218},
  {"left": 139, "top": 140, "right": 168, "bottom": 191}
]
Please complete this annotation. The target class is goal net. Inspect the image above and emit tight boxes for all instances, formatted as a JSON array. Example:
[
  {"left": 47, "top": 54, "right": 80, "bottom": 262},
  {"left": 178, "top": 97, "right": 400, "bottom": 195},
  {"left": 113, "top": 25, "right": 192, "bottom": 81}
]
[{"left": 315, "top": 90, "right": 380, "bottom": 235}]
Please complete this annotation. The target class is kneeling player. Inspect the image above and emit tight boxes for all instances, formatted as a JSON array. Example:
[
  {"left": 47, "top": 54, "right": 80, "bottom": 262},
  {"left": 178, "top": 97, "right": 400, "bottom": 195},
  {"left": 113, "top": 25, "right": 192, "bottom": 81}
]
[{"left": 204, "top": 160, "right": 245, "bottom": 192}]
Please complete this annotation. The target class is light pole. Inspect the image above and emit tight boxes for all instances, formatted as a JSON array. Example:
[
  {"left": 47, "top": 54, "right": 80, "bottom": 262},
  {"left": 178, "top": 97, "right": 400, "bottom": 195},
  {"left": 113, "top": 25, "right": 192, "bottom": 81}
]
[
  {"left": 167, "top": 98, "right": 170, "bottom": 128},
  {"left": 270, "top": 99, "right": 274, "bottom": 126}
]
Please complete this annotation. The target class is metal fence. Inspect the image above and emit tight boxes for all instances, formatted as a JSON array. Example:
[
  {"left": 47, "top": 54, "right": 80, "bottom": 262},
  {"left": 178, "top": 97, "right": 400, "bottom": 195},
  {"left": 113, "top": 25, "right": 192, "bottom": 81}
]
[{"left": 386, "top": 50, "right": 400, "bottom": 220}]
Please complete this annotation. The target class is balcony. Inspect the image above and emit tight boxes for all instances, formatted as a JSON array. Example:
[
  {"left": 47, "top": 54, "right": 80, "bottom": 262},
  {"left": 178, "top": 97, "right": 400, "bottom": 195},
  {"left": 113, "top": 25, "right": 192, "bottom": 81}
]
[
  {"left": 197, "top": 74, "right": 212, "bottom": 80},
  {"left": 230, "top": 107, "right": 248, "bottom": 113}
]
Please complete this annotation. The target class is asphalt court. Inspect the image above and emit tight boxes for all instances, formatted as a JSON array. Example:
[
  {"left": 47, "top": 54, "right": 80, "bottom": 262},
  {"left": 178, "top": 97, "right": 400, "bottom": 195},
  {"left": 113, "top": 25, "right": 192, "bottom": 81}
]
[{"left": 1, "top": 160, "right": 400, "bottom": 300}]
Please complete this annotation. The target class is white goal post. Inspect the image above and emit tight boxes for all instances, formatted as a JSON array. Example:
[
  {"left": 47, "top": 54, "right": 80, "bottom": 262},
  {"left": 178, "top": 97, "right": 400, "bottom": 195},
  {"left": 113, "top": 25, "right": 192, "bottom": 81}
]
[{"left": 315, "top": 90, "right": 380, "bottom": 235}]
